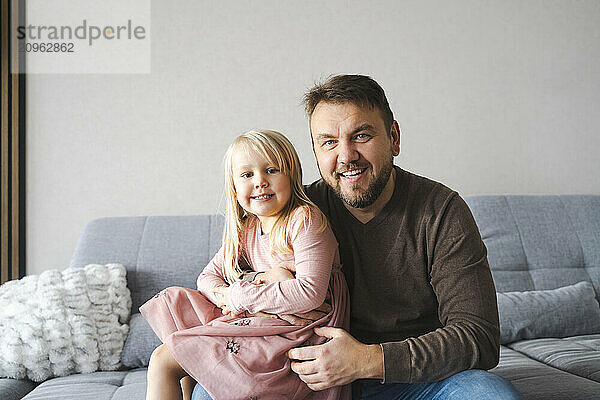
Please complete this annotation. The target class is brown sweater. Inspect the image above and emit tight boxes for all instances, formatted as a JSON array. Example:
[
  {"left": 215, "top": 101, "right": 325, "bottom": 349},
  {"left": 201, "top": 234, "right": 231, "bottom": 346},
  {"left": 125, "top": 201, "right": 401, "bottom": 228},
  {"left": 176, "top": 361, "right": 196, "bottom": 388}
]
[{"left": 304, "top": 166, "right": 500, "bottom": 383}]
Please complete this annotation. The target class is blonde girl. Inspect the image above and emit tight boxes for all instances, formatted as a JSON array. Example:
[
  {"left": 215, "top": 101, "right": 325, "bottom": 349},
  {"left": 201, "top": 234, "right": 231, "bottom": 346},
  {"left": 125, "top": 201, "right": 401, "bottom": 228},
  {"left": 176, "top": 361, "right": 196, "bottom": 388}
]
[{"left": 141, "top": 130, "right": 349, "bottom": 400}]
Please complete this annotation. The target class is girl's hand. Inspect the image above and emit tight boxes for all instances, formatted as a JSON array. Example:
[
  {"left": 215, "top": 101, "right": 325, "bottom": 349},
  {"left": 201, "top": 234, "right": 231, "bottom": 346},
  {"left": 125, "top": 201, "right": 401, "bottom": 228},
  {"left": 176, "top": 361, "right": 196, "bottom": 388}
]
[
  {"left": 253, "top": 264, "right": 295, "bottom": 285},
  {"left": 212, "top": 285, "right": 242, "bottom": 317}
]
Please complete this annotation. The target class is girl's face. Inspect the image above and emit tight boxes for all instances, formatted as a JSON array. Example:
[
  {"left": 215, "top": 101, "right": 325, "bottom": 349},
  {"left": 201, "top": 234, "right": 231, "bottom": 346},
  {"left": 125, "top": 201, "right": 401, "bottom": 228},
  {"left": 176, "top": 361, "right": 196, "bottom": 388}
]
[{"left": 231, "top": 147, "right": 292, "bottom": 233}]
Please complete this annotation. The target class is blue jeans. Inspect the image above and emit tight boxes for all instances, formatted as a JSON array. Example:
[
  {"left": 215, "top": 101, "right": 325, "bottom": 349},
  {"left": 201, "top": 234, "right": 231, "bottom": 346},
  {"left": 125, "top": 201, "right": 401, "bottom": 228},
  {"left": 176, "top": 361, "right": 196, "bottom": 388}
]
[{"left": 191, "top": 369, "right": 522, "bottom": 399}]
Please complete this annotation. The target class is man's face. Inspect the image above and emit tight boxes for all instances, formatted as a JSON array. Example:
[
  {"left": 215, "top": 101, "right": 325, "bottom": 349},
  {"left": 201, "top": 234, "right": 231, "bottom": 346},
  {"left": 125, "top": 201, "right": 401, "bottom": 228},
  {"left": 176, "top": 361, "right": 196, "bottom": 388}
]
[{"left": 310, "top": 101, "right": 400, "bottom": 208}]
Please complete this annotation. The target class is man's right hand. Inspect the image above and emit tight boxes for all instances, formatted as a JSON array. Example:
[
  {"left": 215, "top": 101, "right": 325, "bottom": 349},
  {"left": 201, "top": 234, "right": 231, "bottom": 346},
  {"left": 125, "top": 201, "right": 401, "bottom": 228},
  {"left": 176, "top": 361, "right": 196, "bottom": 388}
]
[
  {"left": 248, "top": 265, "right": 332, "bottom": 326},
  {"left": 288, "top": 327, "right": 384, "bottom": 390}
]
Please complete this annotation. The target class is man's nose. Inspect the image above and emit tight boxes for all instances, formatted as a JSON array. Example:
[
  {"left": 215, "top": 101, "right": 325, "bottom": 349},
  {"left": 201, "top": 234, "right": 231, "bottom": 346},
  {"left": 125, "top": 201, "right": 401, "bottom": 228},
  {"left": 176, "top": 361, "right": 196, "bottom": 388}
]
[{"left": 337, "top": 141, "right": 359, "bottom": 165}]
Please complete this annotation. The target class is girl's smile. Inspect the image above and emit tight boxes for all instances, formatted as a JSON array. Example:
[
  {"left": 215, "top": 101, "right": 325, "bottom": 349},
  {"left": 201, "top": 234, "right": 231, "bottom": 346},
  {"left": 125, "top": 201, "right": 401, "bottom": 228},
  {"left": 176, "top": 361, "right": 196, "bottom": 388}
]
[{"left": 250, "top": 193, "right": 275, "bottom": 201}]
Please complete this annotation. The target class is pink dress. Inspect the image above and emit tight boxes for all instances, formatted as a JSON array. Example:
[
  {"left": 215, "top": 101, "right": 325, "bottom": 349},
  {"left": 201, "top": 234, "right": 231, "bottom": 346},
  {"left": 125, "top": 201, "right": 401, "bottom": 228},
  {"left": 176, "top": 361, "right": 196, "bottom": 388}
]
[{"left": 140, "top": 207, "right": 350, "bottom": 400}]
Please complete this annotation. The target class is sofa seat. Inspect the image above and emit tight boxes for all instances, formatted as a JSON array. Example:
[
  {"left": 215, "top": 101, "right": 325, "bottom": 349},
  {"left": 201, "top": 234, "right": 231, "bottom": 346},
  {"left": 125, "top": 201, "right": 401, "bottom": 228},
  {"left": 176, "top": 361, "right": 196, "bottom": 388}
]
[
  {"left": 507, "top": 334, "right": 600, "bottom": 382},
  {"left": 492, "top": 340, "right": 600, "bottom": 399},
  {"left": 20, "top": 369, "right": 147, "bottom": 400}
]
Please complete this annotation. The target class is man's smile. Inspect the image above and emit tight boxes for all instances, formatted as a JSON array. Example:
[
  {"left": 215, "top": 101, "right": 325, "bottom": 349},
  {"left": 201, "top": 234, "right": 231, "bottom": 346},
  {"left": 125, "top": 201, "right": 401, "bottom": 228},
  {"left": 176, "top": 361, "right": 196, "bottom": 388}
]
[{"left": 337, "top": 167, "right": 368, "bottom": 183}]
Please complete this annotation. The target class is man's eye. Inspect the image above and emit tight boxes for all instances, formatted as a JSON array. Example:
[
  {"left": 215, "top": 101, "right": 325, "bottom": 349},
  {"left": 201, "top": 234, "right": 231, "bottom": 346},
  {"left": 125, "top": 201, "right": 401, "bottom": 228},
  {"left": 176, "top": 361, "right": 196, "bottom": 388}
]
[
  {"left": 323, "top": 140, "right": 336, "bottom": 147},
  {"left": 355, "top": 133, "right": 370, "bottom": 141},
  {"left": 266, "top": 168, "right": 279, "bottom": 174}
]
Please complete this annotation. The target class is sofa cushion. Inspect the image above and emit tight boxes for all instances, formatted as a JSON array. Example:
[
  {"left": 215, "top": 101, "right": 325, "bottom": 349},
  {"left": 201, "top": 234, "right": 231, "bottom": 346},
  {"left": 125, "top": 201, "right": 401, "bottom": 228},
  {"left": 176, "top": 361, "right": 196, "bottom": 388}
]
[
  {"left": 70, "top": 216, "right": 224, "bottom": 313},
  {"left": 21, "top": 369, "right": 147, "bottom": 400},
  {"left": 491, "top": 346, "right": 600, "bottom": 400},
  {"left": 464, "top": 195, "right": 600, "bottom": 295},
  {"left": 0, "top": 378, "right": 37, "bottom": 400},
  {"left": 506, "top": 334, "right": 600, "bottom": 382},
  {"left": 121, "top": 313, "right": 161, "bottom": 368},
  {"left": 497, "top": 281, "right": 600, "bottom": 344}
]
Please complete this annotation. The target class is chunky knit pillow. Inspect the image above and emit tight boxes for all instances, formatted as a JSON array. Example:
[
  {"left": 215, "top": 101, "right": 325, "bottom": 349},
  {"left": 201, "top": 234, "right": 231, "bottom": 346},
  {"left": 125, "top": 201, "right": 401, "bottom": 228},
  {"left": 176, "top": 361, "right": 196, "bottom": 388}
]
[{"left": 0, "top": 264, "right": 131, "bottom": 382}]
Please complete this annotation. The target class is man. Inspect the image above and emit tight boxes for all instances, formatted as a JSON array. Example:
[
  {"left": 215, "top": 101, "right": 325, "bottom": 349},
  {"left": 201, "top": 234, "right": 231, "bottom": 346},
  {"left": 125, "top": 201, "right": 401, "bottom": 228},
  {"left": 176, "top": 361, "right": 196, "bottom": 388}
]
[{"left": 193, "top": 75, "right": 521, "bottom": 399}]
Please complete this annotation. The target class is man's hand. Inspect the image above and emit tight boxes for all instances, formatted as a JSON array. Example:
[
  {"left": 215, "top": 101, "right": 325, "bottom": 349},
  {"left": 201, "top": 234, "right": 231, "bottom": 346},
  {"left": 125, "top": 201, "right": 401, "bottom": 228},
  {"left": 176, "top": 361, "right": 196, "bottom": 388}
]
[{"left": 288, "top": 327, "right": 384, "bottom": 391}]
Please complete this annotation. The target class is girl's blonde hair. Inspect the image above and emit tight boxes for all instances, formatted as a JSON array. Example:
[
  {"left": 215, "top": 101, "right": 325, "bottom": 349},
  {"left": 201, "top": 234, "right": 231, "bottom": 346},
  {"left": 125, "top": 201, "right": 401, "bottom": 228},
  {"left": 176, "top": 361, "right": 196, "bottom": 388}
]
[{"left": 222, "top": 129, "right": 325, "bottom": 284}]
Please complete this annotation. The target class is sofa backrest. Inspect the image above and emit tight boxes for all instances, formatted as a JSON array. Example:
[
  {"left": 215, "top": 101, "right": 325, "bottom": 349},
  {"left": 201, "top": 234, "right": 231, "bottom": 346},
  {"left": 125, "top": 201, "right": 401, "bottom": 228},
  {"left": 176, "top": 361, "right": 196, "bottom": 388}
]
[
  {"left": 464, "top": 195, "right": 600, "bottom": 298},
  {"left": 70, "top": 215, "right": 224, "bottom": 311},
  {"left": 71, "top": 195, "right": 600, "bottom": 312}
]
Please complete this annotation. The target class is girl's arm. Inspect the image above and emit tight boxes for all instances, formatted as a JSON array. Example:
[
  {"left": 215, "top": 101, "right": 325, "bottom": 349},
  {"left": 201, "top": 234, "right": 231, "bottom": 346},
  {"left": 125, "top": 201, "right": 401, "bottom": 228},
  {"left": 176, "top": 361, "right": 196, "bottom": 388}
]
[
  {"left": 196, "top": 246, "right": 229, "bottom": 306},
  {"left": 226, "top": 209, "right": 337, "bottom": 316}
]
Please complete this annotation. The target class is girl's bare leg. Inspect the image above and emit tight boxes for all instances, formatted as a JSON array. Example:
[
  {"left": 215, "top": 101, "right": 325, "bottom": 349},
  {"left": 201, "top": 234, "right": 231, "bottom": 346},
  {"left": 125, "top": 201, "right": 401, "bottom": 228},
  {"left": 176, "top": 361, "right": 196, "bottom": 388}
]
[
  {"left": 146, "top": 344, "right": 188, "bottom": 400},
  {"left": 180, "top": 375, "right": 196, "bottom": 400}
]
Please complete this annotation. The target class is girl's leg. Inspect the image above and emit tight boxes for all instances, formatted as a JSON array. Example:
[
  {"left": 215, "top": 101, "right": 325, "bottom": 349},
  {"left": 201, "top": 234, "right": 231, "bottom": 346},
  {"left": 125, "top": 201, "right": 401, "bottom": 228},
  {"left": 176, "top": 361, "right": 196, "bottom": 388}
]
[
  {"left": 180, "top": 376, "right": 197, "bottom": 400},
  {"left": 146, "top": 343, "right": 189, "bottom": 400}
]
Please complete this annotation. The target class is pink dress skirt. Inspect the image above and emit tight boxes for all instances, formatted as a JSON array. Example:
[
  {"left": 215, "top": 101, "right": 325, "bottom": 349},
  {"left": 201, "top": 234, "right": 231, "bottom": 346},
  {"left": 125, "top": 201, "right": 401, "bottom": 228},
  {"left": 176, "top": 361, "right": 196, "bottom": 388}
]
[{"left": 140, "top": 268, "right": 350, "bottom": 400}]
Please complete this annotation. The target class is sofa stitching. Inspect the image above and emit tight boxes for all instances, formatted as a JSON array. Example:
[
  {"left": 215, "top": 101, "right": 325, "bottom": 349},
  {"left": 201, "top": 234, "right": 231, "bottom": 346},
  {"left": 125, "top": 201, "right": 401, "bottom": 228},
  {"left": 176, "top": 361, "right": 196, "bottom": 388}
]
[
  {"left": 561, "top": 338, "right": 600, "bottom": 352},
  {"left": 505, "top": 345, "right": 600, "bottom": 383},
  {"left": 133, "top": 217, "right": 149, "bottom": 307},
  {"left": 25, "top": 381, "right": 121, "bottom": 399},
  {"left": 503, "top": 195, "right": 534, "bottom": 290},
  {"left": 208, "top": 215, "right": 212, "bottom": 270},
  {"left": 557, "top": 196, "right": 590, "bottom": 279},
  {"left": 135, "top": 216, "right": 148, "bottom": 273},
  {"left": 107, "top": 383, "right": 119, "bottom": 400}
]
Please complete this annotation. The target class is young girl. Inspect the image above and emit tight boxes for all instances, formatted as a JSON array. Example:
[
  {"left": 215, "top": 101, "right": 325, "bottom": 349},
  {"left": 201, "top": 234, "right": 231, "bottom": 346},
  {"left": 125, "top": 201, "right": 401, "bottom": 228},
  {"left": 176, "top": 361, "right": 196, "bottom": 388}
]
[{"left": 140, "top": 130, "right": 350, "bottom": 400}]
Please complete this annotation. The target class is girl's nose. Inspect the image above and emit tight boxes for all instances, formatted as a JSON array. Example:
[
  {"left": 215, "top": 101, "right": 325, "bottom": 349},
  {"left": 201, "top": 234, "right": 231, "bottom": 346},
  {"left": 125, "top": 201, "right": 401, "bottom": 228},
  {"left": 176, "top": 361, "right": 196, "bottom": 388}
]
[{"left": 254, "top": 176, "right": 268, "bottom": 188}]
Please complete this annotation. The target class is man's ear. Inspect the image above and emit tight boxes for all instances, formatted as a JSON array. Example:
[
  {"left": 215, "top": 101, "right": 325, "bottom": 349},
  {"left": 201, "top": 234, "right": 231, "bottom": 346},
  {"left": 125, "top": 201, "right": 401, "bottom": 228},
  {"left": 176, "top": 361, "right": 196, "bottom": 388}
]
[{"left": 390, "top": 121, "right": 401, "bottom": 156}]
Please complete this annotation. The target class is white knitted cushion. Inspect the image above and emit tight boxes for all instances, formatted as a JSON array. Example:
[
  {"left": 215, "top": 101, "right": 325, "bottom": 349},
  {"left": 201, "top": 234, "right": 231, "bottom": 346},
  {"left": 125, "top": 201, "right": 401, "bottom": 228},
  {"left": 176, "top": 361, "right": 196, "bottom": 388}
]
[{"left": 0, "top": 264, "right": 131, "bottom": 382}]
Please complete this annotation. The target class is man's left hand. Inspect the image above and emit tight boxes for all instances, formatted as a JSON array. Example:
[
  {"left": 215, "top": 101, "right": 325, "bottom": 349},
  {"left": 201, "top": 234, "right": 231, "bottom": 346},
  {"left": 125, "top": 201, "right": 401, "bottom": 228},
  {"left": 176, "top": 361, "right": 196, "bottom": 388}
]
[{"left": 287, "top": 327, "right": 384, "bottom": 391}]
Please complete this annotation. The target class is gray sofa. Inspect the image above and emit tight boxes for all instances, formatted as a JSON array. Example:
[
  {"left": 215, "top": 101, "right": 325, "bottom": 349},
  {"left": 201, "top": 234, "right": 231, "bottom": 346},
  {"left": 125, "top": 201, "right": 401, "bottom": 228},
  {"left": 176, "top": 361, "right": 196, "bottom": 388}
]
[{"left": 1, "top": 195, "right": 599, "bottom": 399}]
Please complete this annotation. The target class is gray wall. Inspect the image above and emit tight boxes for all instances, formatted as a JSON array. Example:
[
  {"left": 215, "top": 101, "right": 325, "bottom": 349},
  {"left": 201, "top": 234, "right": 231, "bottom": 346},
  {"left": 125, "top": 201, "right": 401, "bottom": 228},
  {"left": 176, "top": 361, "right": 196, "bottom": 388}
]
[{"left": 27, "top": 0, "right": 600, "bottom": 275}]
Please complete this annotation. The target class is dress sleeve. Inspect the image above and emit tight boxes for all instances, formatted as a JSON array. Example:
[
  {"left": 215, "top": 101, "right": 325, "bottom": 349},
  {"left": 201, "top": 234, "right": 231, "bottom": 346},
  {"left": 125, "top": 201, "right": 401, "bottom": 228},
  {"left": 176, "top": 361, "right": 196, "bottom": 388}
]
[
  {"left": 196, "top": 245, "right": 229, "bottom": 306},
  {"left": 381, "top": 194, "right": 500, "bottom": 382},
  {"left": 227, "top": 209, "right": 337, "bottom": 315}
]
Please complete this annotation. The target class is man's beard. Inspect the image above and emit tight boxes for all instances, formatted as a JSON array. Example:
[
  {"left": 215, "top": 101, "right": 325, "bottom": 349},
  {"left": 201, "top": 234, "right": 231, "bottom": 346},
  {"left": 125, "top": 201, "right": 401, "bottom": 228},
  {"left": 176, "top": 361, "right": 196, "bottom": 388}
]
[{"left": 329, "top": 160, "right": 394, "bottom": 209}]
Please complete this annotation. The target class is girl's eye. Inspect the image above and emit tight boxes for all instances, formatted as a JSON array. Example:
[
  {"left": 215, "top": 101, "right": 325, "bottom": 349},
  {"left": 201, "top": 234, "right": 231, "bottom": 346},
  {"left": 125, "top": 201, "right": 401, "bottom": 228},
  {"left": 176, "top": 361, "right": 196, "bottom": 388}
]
[
  {"left": 241, "top": 172, "right": 252, "bottom": 178},
  {"left": 266, "top": 168, "right": 279, "bottom": 174}
]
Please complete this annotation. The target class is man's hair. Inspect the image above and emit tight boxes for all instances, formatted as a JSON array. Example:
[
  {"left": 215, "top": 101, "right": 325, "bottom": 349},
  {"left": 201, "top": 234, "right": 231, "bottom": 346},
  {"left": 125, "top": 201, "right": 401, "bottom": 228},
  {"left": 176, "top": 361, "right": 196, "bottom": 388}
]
[{"left": 302, "top": 74, "right": 394, "bottom": 133}]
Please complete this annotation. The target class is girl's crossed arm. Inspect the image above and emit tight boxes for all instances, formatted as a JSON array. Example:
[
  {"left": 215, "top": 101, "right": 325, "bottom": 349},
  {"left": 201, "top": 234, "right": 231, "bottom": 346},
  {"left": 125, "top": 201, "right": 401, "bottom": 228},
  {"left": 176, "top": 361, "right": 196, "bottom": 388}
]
[
  {"left": 196, "top": 248, "right": 229, "bottom": 307},
  {"left": 226, "top": 211, "right": 337, "bottom": 316}
]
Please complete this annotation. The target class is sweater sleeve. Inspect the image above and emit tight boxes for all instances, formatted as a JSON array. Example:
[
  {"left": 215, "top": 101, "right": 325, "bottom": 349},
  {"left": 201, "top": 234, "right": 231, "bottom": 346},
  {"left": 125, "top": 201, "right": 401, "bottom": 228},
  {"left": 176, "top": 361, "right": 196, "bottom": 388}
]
[
  {"left": 381, "top": 194, "right": 500, "bottom": 382},
  {"left": 196, "top": 245, "right": 229, "bottom": 306},
  {"left": 227, "top": 209, "right": 337, "bottom": 315}
]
